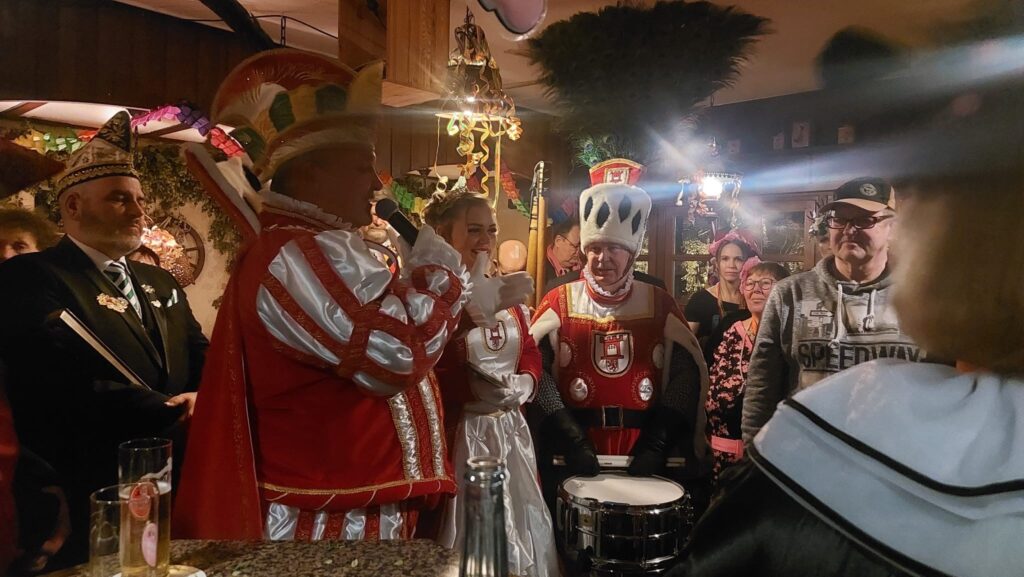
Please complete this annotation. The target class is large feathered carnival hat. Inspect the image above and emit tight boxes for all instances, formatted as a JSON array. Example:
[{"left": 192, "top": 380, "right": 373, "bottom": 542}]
[
  {"left": 579, "top": 158, "right": 652, "bottom": 255},
  {"left": 211, "top": 49, "right": 383, "bottom": 184}
]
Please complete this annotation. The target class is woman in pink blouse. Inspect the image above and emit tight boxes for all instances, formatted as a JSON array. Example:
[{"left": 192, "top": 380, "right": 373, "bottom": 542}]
[{"left": 705, "top": 260, "right": 789, "bottom": 484}]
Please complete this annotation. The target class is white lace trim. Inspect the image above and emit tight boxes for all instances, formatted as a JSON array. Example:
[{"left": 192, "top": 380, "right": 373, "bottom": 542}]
[
  {"left": 582, "top": 266, "right": 634, "bottom": 300},
  {"left": 259, "top": 188, "right": 352, "bottom": 231}
]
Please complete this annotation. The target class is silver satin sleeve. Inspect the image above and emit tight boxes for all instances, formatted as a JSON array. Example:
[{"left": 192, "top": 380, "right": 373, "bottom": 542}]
[
  {"left": 367, "top": 330, "right": 414, "bottom": 375},
  {"left": 313, "top": 230, "right": 393, "bottom": 305},
  {"left": 264, "top": 503, "right": 404, "bottom": 540},
  {"left": 256, "top": 229, "right": 467, "bottom": 393},
  {"left": 403, "top": 289, "right": 436, "bottom": 327},
  {"left": 257, "top": 285, "right": 342, "bottom": 366},
  {"left": 424, "top": 324, "right": 449, "bottom": 359}
]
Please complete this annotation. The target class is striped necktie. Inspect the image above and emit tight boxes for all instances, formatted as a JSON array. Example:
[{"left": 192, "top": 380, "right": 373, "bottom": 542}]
[{"left": 104, "top": 261, "right": 142, "bottom": 317}]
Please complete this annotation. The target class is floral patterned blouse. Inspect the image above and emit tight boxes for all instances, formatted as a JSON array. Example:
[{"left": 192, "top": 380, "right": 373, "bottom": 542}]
[{"left": 706, "top": 319, "right": 755, "bottom": 482}]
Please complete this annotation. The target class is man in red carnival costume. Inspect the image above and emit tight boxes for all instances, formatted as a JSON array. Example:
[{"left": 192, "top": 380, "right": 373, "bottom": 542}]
[
  {"left": 530, "top": 159, "right": 709, "bottom": 498},
  {"left": 176, "top": 49, "right": 531, "bottom": 541}
]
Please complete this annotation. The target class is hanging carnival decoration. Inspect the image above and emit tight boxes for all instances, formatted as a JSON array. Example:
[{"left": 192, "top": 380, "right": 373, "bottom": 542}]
[
  {"left": 14, "top": 129, "right": 88, "bottom": 155},
  {"left": 467, "top": 166, "right": 527, "bottom": 217},
  {"left": 131, "top": 103, "right": 245, "bottom": 158},
  {"left": 437, "top": 8, "right": 523, "bottom": 206}
]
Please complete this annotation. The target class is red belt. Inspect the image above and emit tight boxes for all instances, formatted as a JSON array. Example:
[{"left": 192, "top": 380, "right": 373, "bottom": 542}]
[{"left": 710, "top": 435, "right": 744, "bottom": 458}]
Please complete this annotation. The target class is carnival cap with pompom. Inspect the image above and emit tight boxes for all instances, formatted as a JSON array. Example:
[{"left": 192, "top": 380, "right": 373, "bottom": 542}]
[
  {"left": 579, "top": 158, "right": 651, "bottom": 255},
  {"left": 211, "top": 49, "right": 383, "bottom": 184}
]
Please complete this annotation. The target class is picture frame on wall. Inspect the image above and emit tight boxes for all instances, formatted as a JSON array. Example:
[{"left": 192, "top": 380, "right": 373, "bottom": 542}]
[
  {"left": 838, "top": 124, "right": 856, "bottom": 145},
  {"left": 772, "top": 131, "right": 786, "bottom": 151},
  {"left": 791, "top": 121, "right": 811, "bottom": 148}
]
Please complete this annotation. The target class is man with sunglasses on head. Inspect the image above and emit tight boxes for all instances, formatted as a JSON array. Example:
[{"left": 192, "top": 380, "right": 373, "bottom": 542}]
[{"left": 742, "top": 177, "right": 927, "bottom": 441}]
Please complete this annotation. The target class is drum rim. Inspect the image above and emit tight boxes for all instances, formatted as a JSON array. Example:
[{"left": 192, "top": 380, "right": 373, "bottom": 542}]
[
  {"left": 589, "top": 553, "right": 680, "bottom": 569},
  {"left": 559, "top": 498, "right": 688, "bottom": 516},
  {"left": 557, "top": 474, "right": 687, "bottom": 509}
]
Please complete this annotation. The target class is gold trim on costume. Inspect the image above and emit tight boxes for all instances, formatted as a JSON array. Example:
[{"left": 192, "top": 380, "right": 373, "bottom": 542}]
[
  {"left": 259, "top": 476, "right": 451, "bottom": 496},
  {"left": 388, "top": 391, "right": 423, "bottom": 480},
  {"left": 418, "top": 376, "right": 446, "bottom": 477}
]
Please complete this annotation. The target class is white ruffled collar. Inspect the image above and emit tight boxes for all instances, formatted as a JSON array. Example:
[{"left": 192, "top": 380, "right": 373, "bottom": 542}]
[
  {"left": 259, "top": 188, "right": 351, "bottom": 231},
  {"left": 583, "top": 266, "right": 634, "bottom": 302}
]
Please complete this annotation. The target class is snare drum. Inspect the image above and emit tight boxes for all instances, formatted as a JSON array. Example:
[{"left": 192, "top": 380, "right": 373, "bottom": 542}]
[{"left": 557, "top": 473, "right": 692, "bottom": 575}]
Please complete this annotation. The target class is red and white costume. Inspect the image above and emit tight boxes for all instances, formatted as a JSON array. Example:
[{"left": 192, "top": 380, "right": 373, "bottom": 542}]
[
  {"left": 531, "top": 276, "right": 705, "bottom": 457},
  {"left": 434, "top": 305, "right": 559, "bottom": 577},
  {"left": 530, "top": 159, "right": 709, "bottom": 463},
  {"left": 175, "top": 191, "right": 469, "bottom": 540},
  {"left": 175, "top": 50, "right": 471, "bottom": 540}
]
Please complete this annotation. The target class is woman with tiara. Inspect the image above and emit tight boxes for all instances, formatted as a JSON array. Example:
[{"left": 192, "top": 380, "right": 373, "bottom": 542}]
[{"left": 425, "top": 184, "right": 559, "bottom": 577}]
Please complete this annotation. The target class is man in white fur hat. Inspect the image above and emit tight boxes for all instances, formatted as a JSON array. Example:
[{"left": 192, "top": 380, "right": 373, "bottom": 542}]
[{"left": 529, "top": 159, "right": 709, "bottom": 504}]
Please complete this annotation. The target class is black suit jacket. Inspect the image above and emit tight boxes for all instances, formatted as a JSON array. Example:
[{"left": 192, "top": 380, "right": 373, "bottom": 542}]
[{"left": 0, "top": 236, "right": 207, "bottom": 565}]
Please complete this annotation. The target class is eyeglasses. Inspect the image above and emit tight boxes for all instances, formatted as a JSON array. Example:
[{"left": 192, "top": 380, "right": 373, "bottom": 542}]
[
  {"left": 743, "top": 279, "right": 776, "bottom": 293},
  {"left": 826, "top": 215, "right": 893, "bottom": 230},
  {"left": 558, "top": 235, "right": 581, "bottom": 251}
]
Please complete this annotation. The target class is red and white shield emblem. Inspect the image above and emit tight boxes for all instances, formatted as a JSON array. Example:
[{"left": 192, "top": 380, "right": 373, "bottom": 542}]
[
  {"left": 592, "top": 331, "right": 633, "bottom": 376},
  {"left": 483, "top": 321, "right": 507, "bottom": 352}
]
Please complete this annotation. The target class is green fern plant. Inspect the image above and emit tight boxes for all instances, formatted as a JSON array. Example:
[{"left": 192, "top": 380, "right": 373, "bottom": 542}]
[{"left": 528, "top": 1, "right": 769, "bottom": 166}]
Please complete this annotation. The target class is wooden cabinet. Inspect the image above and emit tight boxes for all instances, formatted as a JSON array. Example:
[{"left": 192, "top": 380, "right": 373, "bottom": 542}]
[{"left": 642, "top": 191, "right": 829, "bottom": 306}]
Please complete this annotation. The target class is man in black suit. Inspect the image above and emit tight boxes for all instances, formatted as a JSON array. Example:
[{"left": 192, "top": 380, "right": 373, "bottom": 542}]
[{"left": 0, "top": 112, "right": 207, "bottom": 568}]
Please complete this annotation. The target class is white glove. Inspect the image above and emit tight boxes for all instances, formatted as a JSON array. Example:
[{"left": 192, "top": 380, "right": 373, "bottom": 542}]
[
  {"left": 469, "top": 371, "right": 535, "bottom": 410},
  {"left": 399, "top": 225, "right": 465, "bottom": 278},
  {"left": 465, "top": 256, "right": 534, "bottom": 329}
]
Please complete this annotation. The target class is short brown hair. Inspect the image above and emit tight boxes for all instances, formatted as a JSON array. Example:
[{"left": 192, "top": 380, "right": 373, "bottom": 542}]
[
  {"left": 746, "top": 261, "right": 790, "bottom": 282},
  {"left": 893, "top": 174, "right": 1024, "bottom": 376},
  {"left": 0, "top": 208, "right": 59, "bottom": 249}
]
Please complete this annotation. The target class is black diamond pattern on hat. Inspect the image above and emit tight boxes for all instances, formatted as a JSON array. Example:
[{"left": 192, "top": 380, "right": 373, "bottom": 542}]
[
  {"left": 583, "top": 196, "right": 594, "bottom": 220},
  {"left": 618, "top": 195, "right": 632, "bottom": 222},
  {"left": 596, "top": 202, "right": 610, "bottom": 228}
]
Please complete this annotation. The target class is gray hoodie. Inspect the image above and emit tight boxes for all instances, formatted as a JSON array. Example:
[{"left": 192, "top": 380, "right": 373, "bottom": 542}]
[{"left": 741, "top": 256, "right": 925, "bottom": 442}]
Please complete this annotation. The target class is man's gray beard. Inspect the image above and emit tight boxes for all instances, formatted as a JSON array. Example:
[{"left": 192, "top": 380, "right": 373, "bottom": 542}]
[{"left": 111, "top": 235, "right": 143, "bottom": 257}]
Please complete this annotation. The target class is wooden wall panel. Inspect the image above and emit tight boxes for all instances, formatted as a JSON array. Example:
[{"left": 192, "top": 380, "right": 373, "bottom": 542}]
[
  {"left": 56, "top": 3, "right": 95, "bottom": 100},
  {"left": 0, "top": 0, "right": 257, "bottom": 112},
  {"left": 337, "top": 0, "right": 385, "bottom": 69},
  {"left": 381, "top": 0, "right": 448, "bottom": 106}
]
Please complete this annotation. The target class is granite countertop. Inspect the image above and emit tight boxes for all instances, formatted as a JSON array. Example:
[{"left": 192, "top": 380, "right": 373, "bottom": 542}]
[{"left": 48, "top": 539, "right": 460, "bottom": 577}]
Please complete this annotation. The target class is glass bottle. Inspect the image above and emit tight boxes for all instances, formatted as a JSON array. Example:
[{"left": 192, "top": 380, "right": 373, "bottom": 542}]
[{"left": 460, "top": 456, "right": 508, "bottom": 577}]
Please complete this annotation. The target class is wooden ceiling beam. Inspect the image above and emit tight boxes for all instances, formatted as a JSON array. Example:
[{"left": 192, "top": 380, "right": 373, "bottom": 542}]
[{"left": 198, "top": 0, "right": 278, "bottom": 51}]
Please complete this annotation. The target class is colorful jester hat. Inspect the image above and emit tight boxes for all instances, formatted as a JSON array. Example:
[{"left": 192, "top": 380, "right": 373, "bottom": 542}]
[
  {"left": 211, "top": 49, "right": 383, "bottom": 184},
  {"left": 579, "top": 158, "right": 652, "bottom": 255}
]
